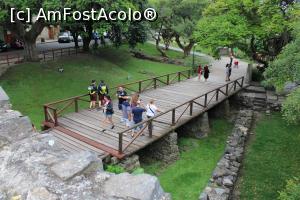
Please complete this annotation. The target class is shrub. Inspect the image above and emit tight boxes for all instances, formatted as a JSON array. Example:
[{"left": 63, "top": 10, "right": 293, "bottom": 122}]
[
  {"left": 282, "top": 88, "right": 300, "bottom": 124},
  {"left": 131, "top": 167, "right": 145, "bottom": 175},
  {"left": 105, "top": 165, "right": 125, "bottom": 174},
  {"left": 252, "top": 67, "right": 264, "bottom": 82},
  {"left": 278, "top": 177, "right": 300, "bottom": 200}
]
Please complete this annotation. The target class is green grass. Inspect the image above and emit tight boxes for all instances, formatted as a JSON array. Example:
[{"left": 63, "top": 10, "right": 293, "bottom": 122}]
[
  {"left": 131, "top": 42, "right": 210, "bottom": 67},
  {"left": 0, "top": 46, "right": 186, "bottom": 128},
  {"left": 142, "top": 119, "right": 233, "bottom": 200},
  {"left": 239, "top": 113, "right": 300, "bottom": 200}
]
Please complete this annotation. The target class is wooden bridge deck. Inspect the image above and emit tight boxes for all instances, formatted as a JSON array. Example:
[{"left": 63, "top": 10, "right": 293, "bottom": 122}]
[{"left": 43, "top": 70, "right": 247, "bottom": 160}]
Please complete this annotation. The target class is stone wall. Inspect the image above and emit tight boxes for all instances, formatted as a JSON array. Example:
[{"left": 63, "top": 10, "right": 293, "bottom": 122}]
[
  {"left": 177, "top": 112, "right": 211, "bottom": 138},
  {"left": 139, "top": 132, "right": 179, "bottom": 164},
  {"left": 0, "top": 87, "right": 171, "bottom": 200},
  {"left": 199, "top": 110, "right": 253, "bottom": 200}
]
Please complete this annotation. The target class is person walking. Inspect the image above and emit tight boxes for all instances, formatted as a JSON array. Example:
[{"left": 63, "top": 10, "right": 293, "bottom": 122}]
[
  {"left": 97, "top": 80, "right": 109, "bottom": 108},
  {"left": 130, "top": 93, "right": 140, "bottom": 108},
  {"left": 116, "top": 86, "right": 127, "bottom": 110},
  {"left": 197, "top": 65, "right": 203, "bottom": 81},
  {"left": 203, "top": 65, "right": 210, "bottom": 82},
  {"left": 229, "top": 54, "right": 234, "bottom": 67},
  {"left": 228, "top": 65, "right": 232, "bottom": 81},
  {"left": 102, "top": 95, "right": 115, "bottom": 130},
  {"left": 88, "top": 80, "right": 97, "bottom": 109},
  {"left": 131, "top": 102, "right": 146, "bottom": 137},
  {"left": 146, "top": 99, "right": 162, "bottom": 133},
  {"left": 225, "top": 64, "right": 230, "bottom": 81},
  {"left": 234, "top": 60, "right": 239, "bottom": 68},
  {"left": 122, "top": 96, "right": 132, "bottom": 129}
]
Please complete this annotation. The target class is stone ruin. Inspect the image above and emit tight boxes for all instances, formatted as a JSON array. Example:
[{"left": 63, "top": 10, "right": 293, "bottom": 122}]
[
  {"left": 199, "top": 110, "right": 253, "bottom": 200},
  {"left": 0, "top": 87, "right": 171, "bottom": 200}
]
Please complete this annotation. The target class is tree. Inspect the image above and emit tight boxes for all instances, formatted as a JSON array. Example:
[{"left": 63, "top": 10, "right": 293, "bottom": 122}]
[
  {"left": 149, "top": 0, "right": 208, "bottom": 57},
  {"left": 148, "top": 0, "right": 172, "bottom": 57},
  {"left": 194, "top": 0, "right": 300, "bottom": 66},
  {"left": 171, "top": 0, "right": 208, "bottom": 57},
  {"left": 0, "top": 0, "right": 61, "bottom": 61},
  {"left": 64, "top": 0, "right": 147, "bottom": 51},
  {"left": 264, "top": 23, "right": 300, "bottom": 124}
]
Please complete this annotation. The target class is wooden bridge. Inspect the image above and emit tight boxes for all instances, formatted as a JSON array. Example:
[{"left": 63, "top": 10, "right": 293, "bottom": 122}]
[{"left": 43, "top": 67, "right": 248, "bottom": 160}]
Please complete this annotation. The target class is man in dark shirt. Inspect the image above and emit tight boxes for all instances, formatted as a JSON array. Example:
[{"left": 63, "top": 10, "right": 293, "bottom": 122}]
[
  {"left": 131, "top": 103, "right": 146, "bottom": 135},
  {"left": 116, "top": 87, "right": 127, "bottom": 110}
]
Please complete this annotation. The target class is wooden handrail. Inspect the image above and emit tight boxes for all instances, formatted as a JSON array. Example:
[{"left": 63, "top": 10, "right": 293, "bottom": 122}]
[
  {"left": 117, "top": 76, "right": 245, "bottom": 153},
  {"left": 43, "top": 69, "right": 194, "bottom": 127},
  {"left": 44, "top": 69, "right": 192, "bottom": 108}
]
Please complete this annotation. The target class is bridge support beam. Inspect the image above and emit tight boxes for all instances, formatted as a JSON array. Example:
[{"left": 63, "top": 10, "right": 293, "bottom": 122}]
[
  {"left": 140, "top": 132, "right": 179, "bottom": 164},
  {"left": 177, "top": 112, "right": 211, "bottom": 138},
  {"left": 209, "top": 99, "right": 231, "bottom": 120}
]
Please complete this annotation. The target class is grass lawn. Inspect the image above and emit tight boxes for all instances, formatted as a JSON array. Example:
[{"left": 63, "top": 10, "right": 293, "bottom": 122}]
[
  {"left": 239, "top": 113, "right": 300, "bottom": 200},
  {"left": 131, "top": 42, "right": 210, "bottom": 67},
  {"left": 141, "top": 119, "right": 233, "bottom": 200},
  {"left": 0, "top": 46, "right": 187, "bottom": 128}
]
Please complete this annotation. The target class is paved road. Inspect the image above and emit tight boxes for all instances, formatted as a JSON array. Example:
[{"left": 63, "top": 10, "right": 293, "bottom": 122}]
[{"left": 0, "top": 41, "right": 83, "bottom": 57}]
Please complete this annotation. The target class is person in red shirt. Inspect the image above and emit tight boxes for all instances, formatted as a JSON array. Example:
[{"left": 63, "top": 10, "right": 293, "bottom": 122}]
[
  {"left": 234, "top": 60, "right": 239, "bottom": 68},
  {"left": 197, "top": 65, "right": 203, "bottom": 80}
]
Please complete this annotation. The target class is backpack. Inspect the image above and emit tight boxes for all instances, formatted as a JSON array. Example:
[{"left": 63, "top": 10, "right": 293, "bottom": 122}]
[
  {"left": 99, "top": 85, "right": 107, "bottom": 94},
  {"left": 106, "top": 102, "right": 114, "bottom": 113}
]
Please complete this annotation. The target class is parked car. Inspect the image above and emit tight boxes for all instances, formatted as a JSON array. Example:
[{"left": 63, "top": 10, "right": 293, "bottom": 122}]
[
  {"left": 0, "top": 40, "right": 8, "bottom": 52},
  {"left": 78, "top": 36, "right": 82, "bottom": 42},
  {"left": 58, "top": 32, "right": 73, "bottom": 43},
  {"left": 10, "top": 39, "right": 24, "bottom": 49}
]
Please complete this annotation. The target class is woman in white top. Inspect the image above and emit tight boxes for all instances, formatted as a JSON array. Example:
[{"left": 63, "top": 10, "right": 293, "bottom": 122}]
[{"left": 146, "top": 99, "right": 162, "bottom": 132}]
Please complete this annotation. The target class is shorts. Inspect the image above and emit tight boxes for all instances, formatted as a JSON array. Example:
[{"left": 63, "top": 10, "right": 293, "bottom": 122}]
[
  {"left": 105, "top": 113, "right": 113, "bottom": 118},
  {"left": 98, "top": 94, "right": 105, "bottom": 101},
  {"left": 90, "top": 94, "right": 97, "bottom": 102}
]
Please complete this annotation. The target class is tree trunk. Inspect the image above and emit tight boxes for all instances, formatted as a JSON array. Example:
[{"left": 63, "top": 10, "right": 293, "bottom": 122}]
[
  {"left": 175, "top": 35, "right": 195, "bottom": 58},
  {"left": 4, "top": 19, "right": 45, "bottom": 61},
  {"left": 100, "top": 36, "right": 106, "bottom": 46},
  {"left": 23, "top": 39, "right": 39, "bottom": 61},
  {"left": 156, "top": 38, "right": 168, "bottom": 58},
  {"left": 71, "top": 31, "right": 79, "bottom": 48},
  {"left": 250, "top": 36, "right": 268, "bottom": 68},
  {"left": 82, "top": 22, "right": 93, "bottom": 52}
]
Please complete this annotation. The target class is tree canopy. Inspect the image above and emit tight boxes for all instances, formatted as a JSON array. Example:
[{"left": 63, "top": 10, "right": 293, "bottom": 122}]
[{"left": 194, "top": 0, "right": 300, "bottom": 65}]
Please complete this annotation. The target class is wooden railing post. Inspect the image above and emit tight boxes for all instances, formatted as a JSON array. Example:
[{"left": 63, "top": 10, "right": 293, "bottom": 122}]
[
  {"left": 188, "top": 70, "right": 191, "bottom": 79},
  {"left": 53, "top": 109, "right": 58, "bottom": 126},
  {"left": 172, "top": 109, "right": 176, "bottom": 125},
  {"left": 43, "top": 52, "right": 46, "bottom": 61},
  {"left": 216, "top": 89, "right": 219, "bottom": 101},
  {"left": 226, "top": 84, "right": 229, "bottom": 96},
  {"left": 154, "top": 78, "right": 157, "bottom": 89},
  {"left": 189, "top": 101, "right": 193, "bottom": 116},
  {"left": 178, "top": 72, "right": 181, "bottom": 82},
  {"left": 52, "top": 50, "right": 55, "bottom": 60},
  {"left": 234, "top": 80, "right": 237, "bottom": 91},
  {"left": 138, "top": 81, "right": 142, "bottom": 93},
  {"left": 241, "top": 77, "right": 244, "bottom": 87},
  {"left": 167, "top": 74, "right": 170, "bottom": 85},
  {"left": 118, "top": 133, "right": 123, "bottom": 154},
  {"left": 75, "top": 98, "right": 78, "bottom": 112},
  {"left": 204, "top": 93, "right": 208, "bottom": 107},
  {"left": 149, "top": 120, "right": 153, "bottom": 138},
  {"left": 44, "top": 106, "right": 49, "bottom": 121}
]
